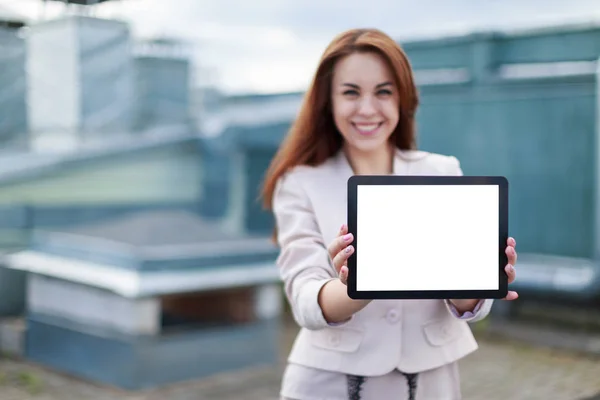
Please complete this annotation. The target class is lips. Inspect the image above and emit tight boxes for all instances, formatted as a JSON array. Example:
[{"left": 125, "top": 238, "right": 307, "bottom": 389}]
[{"left": 352, "top": 122, "right": 383, "bottom": 136}]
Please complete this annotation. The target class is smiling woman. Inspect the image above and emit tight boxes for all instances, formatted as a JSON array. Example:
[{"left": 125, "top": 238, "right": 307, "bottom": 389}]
[{"left": 261, "top": 28, "right": 518, "bottom": 400}]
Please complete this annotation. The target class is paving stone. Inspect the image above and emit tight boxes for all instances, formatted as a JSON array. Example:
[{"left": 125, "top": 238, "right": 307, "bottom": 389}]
[{"left": 1, "top": 318, "right": 600, "bottom": 400}]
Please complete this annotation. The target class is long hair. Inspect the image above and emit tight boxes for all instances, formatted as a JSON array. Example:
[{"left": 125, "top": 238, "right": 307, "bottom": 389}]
[{"left": 261, "top": 28, "right": 419, "bottom": 211}]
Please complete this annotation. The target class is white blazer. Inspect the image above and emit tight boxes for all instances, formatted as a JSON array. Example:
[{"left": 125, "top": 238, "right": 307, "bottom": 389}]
[{"left": 272, "top": 148, "right": 494, "bottom": 376}]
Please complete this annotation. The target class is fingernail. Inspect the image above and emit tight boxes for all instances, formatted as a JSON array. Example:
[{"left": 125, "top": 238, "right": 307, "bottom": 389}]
[
  {"left": 340, "top": 224, "right": 346, "bottom": 231},
  {"left": 345, "top": 245, "right": 353, "bottom": 253},
  {"left": 509, "top": 265, "right": 514, "bottom": 272},
  {"left": 343, "top": 234, "right": 352, "bottom": 242}
]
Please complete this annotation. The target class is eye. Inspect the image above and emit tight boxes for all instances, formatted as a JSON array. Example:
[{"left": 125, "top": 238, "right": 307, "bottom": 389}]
[
  {"left": 377, "top": 89, "right": 393, "bottom": 96},
  {"left": 343, "top": 90, "right": 359, "bottom": 96}
]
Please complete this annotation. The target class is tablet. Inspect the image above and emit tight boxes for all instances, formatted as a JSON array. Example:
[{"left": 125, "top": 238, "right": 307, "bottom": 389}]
[{"left": 346, "top": 175, "right": 508, "bottom": 300}]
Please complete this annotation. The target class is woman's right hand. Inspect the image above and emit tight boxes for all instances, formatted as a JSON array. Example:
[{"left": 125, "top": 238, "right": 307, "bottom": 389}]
[
  {"left": 319, "top": 224, "right": 370, "bottom": 324},
  {"left": 327, "top": 224, "right": 354, "bottom": 285}
]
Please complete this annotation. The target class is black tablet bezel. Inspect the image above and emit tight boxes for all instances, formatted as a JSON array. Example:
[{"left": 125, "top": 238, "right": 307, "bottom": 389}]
[{"left": 346, "top": 175, "right": 509, "bottom": 300}]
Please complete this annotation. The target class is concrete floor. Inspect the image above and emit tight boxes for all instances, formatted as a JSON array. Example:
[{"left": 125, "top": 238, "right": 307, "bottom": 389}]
[{"left": 1, "top": 316, "right": 600, "bottom": 400}]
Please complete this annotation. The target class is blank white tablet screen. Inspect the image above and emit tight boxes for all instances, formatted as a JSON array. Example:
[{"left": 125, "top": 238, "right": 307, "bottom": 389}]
[{"left": 356, "top": 184, "right": 499, "bottom": 291}]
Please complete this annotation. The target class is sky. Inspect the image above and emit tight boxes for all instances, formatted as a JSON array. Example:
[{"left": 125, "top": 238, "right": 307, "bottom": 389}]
[{"left": 2, "top": 0, "right": 600, "bottom": 94}]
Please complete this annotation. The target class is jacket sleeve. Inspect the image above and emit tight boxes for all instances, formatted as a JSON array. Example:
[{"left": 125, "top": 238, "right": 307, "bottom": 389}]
[
  {"left": 444, "top": 155, "right": 495, "bottom": 322},
  {"left": 444, "top": 298, "right": 494, "bottom": 323},
  {"left": 272, "top": 171, "right": 340, "bottom": 330}
]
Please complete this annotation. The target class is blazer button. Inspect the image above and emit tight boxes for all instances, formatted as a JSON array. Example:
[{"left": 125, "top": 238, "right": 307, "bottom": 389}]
[{"left": 386, "top": 309, "right": 399, "bottom": 323}]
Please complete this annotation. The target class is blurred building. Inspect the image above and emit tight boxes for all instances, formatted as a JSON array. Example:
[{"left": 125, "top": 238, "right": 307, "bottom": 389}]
[
  {"left": 133, "top": 37, "right": 192, "bottom": 130},
  {"left": 0, "top": 2, "right": 286, "bottom": 388},
  {"left": 198, "top": 91, "right": 303, "bottom": 233},
  {"left": 5, "top": 210, "right": 281, "bottom": 390},
  {"left": 26, "top": 14, "right": 135, "bottom": 150},
  {"left": 0, "top": 11, "right": 28, "bottom": 148}
]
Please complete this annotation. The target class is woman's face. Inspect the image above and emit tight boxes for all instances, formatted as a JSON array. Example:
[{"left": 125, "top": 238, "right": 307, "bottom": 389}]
[{"left": 330, "top": 51, "right": 400, "bottom": 155}]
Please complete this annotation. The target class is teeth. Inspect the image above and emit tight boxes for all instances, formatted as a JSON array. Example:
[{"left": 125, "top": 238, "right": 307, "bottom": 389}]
[{"left": 355, "top": 124, "right": 379, "bottom": 131}]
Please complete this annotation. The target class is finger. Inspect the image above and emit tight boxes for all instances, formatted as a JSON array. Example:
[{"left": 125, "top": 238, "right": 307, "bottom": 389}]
[
  {"left": 328, "top": 233, "right": 353, "bottom": 260},
  {"left": 332, "top": 245, "right": 354, "bottom": 272},
  {"left": 505, "top": 246, "right": 517, "bottom": 266},
  {"left": 505, "top": 264, "right": 516, "bottom": 284},
  {"left": 339, "top": 224, "right": 348, "bottom": 235},
  {"left": 339, "top": 265, "right": 348, "bottom": 285},
  {"left": 503, "top": 291, "right": 519, "bottom": 301},
  {"left": 507, "top": 237, "right": 516, "bottom": 248}
]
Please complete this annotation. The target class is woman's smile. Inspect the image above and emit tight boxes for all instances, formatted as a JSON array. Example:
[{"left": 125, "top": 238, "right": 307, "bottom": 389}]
[{"left": 352, "top": 122, "right": 384, "bottom": 136}]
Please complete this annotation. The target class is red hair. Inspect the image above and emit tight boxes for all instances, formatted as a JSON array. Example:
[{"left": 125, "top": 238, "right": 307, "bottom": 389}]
[{"left": 262, "top": 28, "right": 419, "bottom": 211}]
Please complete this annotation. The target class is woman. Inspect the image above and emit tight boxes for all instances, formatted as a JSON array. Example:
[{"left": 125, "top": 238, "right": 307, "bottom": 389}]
[{"left": 261, "top": 28, "right": 518, "bottom": 400}]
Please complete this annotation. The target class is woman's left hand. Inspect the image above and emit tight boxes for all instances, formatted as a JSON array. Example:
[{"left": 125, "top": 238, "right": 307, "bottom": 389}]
[{"left": 503, "top": 236, "right": 518, "bottom": 301}]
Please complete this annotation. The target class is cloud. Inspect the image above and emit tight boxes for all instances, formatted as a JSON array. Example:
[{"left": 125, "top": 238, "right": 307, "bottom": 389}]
[{"left": 4, "top": 0, "right": 600, "bottom": 93}]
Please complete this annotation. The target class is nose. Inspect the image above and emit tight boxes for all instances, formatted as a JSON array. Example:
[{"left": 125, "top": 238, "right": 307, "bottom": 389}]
[{"left": 357, "top": 95, "right": 377, "bottom": 116}]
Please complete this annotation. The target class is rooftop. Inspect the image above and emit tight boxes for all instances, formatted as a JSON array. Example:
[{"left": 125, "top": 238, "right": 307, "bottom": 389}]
[
  {"left": 4, "top": 208, "right": 280, "bottom": 297},
  {"left": 0, "top": 124, "right": 197, "bottom": 186},
  {"left": 28, "top": 209, "right": 278, "bottom": 271}
]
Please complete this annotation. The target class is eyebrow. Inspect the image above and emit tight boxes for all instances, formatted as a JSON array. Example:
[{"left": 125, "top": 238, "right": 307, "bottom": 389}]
[{"left": 342, "top": 82, "right": 393, "bottom": 89}]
